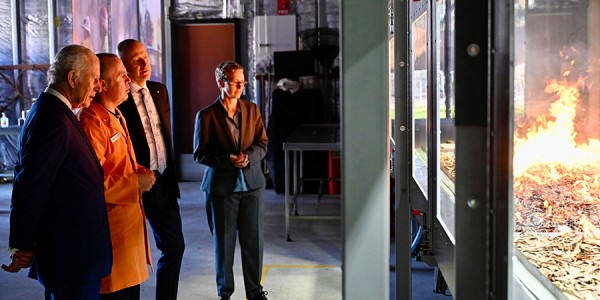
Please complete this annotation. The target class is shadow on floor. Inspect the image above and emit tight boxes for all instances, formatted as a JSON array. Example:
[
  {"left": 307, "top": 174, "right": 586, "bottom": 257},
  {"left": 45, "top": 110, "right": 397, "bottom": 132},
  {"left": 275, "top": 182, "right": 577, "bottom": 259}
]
[{"left": 1, "top": 181, "right": 453, "bottom": 299}]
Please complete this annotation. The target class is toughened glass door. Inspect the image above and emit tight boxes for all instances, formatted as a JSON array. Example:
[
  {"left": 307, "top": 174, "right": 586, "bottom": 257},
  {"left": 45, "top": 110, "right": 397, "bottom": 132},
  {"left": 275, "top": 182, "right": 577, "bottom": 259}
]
[
  {"left": 435, "top": 0, "right": 455, "bottom": 244},
  {"left": 411, "top": 11, "right": 429, "bottom": 199},
  {"left": 511, "top": 1, "right": 600, "bottom": 299}
]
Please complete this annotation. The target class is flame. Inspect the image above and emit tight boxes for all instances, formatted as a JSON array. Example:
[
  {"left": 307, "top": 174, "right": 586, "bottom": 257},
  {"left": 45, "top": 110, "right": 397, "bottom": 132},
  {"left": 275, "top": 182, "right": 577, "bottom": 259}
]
[
  {"left": 513, "top": 80, "right": 594, "bottom": 176},
  {"left": 513, "top": 50, "right": 600, "bottom": 236}
]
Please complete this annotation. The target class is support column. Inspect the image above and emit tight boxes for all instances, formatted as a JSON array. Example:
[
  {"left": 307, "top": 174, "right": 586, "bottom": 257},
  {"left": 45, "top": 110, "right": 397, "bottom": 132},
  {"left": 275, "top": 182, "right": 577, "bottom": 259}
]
[{"left": 342, "top": 1, "right": 390, "bottom": 299}]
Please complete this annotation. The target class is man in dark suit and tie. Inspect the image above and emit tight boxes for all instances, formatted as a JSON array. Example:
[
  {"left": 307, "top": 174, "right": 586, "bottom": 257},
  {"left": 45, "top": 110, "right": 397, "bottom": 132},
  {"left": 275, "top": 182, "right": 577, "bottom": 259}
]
[
  {"left": 2, "top": 44, "right": 112, "bottom": 299},
  {"left": 193, "top": 61, "right": 269, "bottom": 300},
  {"left": 116, "top": 39, "right": 185, "bottom": 300}
]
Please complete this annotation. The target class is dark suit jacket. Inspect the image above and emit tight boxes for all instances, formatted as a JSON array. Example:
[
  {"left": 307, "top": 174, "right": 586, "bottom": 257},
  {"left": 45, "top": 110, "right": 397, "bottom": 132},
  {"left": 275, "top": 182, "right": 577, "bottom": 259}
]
[
  {"left": 117, "top": 81, "right": 180, "bottom": 201},
  {"left": 193, "top": 97, "right": 268, "bottom": 197},
  {"left": 9, "top": 92, "right": 112, "bottom": 287}
]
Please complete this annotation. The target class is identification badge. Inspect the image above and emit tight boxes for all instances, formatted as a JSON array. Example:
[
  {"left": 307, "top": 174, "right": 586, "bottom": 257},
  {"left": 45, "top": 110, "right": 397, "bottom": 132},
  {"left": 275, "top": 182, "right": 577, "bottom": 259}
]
[{"left": 110, "top": 132, "right": 121, "bottom": 143}]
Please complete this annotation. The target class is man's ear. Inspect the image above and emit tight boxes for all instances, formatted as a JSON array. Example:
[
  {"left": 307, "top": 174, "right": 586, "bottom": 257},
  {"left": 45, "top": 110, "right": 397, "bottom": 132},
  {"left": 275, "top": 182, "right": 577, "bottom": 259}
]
[
  {"left": 67, "top": 70, "right": 77, "bottom": 88},
  {"left": 99, "top": 79, "right": 107, "bottom": 92}
]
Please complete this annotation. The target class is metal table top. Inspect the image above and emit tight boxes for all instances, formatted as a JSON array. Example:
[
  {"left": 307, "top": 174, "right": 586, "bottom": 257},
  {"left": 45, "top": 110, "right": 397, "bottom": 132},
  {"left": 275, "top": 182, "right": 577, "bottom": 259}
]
[
  {"left": 282, "top": 124, "right": 340, "bottom": 151},
  {"left": 0, "top": 126, "right": 22, "bottom": 135}
]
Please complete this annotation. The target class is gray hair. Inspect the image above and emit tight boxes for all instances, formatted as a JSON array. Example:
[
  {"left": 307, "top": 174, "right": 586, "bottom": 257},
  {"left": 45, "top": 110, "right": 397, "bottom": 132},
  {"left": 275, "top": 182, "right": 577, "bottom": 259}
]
[
  {"left": 215, "top": 61, "right": 244, "bottom": 81},
  {"left": 48, "top": 45, "right": 95, "bottom": 84}
]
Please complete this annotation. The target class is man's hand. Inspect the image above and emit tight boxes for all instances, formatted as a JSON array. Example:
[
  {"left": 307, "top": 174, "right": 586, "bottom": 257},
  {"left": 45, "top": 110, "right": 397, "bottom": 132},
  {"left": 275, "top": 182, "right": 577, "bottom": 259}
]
[
  {"left": 230, "top": 152, "right": 249, "bottom": 168},
  {"left": 138, "top": 171, "right": 156, "bottom": 192},
  {"left": 2, "top": 250, "right": 34, "bottom": 273}
]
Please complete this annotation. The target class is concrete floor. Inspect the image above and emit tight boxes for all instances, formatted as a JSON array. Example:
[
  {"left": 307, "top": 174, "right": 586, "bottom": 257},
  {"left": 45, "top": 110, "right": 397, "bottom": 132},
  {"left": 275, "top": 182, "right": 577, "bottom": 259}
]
[
  {"left": 0, "top": 180, "right": 451, "bottom": 299},
  {"left": 0, "top": 181, "right": 343, "bottom": 300}
]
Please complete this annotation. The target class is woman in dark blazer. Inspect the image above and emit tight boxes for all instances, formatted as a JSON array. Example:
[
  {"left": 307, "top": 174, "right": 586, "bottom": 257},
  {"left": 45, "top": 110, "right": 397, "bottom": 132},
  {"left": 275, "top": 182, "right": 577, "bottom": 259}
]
[{"left": 193, "top": 61, "right": 269, "bottom": 300}]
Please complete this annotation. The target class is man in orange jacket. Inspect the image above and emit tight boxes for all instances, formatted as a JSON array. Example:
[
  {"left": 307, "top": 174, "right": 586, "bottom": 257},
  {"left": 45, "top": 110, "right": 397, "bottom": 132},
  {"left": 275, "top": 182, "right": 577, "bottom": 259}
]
[{"left": 79, "top": 53, "right": 155, "bottom": 299}]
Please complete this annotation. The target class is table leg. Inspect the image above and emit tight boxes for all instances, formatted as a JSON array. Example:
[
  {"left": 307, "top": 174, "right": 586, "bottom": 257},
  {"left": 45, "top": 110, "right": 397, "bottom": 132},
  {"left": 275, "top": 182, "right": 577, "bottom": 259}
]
[
  {"left": 299, "top": 150, "right": 304, "bottom": 194},
  {"left": 285, "top": 149, "right": 291, "bottom": 241},
  {"left": 293, "top": 150, "right": 299, "bottom": 216}
]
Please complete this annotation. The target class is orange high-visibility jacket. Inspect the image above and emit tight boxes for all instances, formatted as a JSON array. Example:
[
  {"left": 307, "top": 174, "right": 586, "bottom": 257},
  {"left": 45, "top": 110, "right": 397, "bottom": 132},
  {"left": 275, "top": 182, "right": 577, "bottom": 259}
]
[{"left": 79, "top": 100, "right": 152, "bottom": 294}]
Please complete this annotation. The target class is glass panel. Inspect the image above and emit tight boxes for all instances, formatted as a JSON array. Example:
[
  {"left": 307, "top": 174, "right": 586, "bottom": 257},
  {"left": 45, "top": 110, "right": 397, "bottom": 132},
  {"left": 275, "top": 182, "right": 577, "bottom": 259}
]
[
  {"left": 389, "top": 36, "right": 396, "bottom": 178},
  {"left": 20, "top": 0, "right": 49, "bottom": 99},
  {"left": 411, "top": 12, "right": 428, "bottom": 198},
  {"left": 511, "top": 1, "right": 600, "bottom": 298},
  {"left": 111, "top": 0, "right": 139, "bottom": 53},
  {"left": 56, "top": 0, "right": 73, "bottom": 50},
  {"left": 435, "top": 0, "right": 455, "bottom": 243},
  {"left": 0, "top": 0, "right": 14, "bottom": 99},
  {"left": 139, "top": 0, "right": 163, "bottom": 82},
  {"left": 72, "top": 0, "right": 110, "bottom": 52},
  {"left": 0, "top": 0, "right": 13, "bottom": 64},
  {"left": 389, "top": 37, "right": 395, "bottom": 141},
  {"left": 0, "top": 0, "right": 16, "bottom": 175}
]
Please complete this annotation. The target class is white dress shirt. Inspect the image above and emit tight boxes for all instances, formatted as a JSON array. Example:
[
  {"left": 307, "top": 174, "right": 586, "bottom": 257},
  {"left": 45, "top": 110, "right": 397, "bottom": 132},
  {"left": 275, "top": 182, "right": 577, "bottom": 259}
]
[{"left": 130, "top": 82, "right": 167, "bottom": 172}]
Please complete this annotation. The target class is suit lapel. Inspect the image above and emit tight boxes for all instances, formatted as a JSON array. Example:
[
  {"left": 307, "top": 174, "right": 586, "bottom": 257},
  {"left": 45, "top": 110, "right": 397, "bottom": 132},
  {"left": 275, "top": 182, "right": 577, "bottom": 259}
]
[
  {"left": 238, "top": 101, "right": 249, "bottom": 149},
  {"left": 147, "top": 81, "right": 171, "bottom": 140},
  {"left": 55, "top": 100, "right": 103, "bottom": 172},
  {"left": 121, "top": 93, "right": 146, "bottom": 138}
]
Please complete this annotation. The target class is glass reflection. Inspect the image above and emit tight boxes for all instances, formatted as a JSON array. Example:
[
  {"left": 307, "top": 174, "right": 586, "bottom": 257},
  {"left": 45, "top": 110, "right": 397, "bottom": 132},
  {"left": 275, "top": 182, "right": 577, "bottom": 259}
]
[
  {"left": 20, "top": 0, "right": 48, "bottom": 100},
  {"left": 412, "top": 12, "right": 428, "bottom": 198},
  {"left": 435, "top": 0, "right": 455, "bottom": 243}
]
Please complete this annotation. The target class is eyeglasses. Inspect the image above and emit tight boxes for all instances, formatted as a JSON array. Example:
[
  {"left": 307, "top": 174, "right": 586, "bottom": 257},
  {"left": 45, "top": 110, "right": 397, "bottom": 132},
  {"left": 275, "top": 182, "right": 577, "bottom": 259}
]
[{"left": 224, "top": 79, "right": 248, "bottom": 87}]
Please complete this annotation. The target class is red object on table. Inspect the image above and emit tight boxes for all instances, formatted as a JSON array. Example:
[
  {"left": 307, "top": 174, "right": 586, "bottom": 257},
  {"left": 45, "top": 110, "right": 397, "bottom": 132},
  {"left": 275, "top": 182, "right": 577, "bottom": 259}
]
[
  {"left": 328, "top": 151, "right": 340, "bottom": 194},
  {"left": 278, "top": 0, "right": 290, "bottom": 15}
]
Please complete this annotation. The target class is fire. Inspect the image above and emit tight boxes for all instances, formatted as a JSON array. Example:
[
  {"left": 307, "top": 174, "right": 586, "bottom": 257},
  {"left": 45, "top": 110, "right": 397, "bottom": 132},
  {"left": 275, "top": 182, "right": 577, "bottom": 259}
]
[
  {"left": 512, "top": 46, "right": 600, "bottom": 300},
  {"left": 513, "top": 79, "right": 600, "bottom": 177},
  {"left": 513, "top": 53, "right": 600, "bottom": 235}
]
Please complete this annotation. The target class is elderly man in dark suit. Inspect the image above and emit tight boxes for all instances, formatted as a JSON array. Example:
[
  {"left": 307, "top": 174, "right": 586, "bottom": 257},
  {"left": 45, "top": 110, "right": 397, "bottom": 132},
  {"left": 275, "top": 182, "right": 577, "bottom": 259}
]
[
  {"left": 2, "top": 44, "right": 112, "bottom": 299},
  {"left": 116, "top": 39, "right": 184, "bottom": 300},
  {"left": 193, "top": 61, "right": 269, "bottom": 300}
]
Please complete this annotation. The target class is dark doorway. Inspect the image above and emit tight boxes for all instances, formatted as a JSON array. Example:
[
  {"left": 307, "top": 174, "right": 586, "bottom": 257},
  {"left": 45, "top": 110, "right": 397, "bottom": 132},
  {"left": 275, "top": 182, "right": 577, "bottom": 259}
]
[{"left": 171, "top": 20, "right": 246, "bottom": 179}]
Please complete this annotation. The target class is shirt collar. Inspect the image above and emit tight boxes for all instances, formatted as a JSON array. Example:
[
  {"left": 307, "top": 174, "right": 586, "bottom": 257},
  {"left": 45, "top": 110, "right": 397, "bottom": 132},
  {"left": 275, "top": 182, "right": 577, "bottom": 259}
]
[
  {"left": 129, "top": 82, "right": 147, "bottom": 95},
  {"left": 44, "top": 87, "right": 72, "bottom": 110}
]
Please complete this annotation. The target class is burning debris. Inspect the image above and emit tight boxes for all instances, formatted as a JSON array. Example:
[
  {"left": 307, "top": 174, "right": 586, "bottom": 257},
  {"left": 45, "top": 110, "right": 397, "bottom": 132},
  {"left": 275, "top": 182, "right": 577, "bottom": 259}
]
[
  {"left": 514, "top": 57, "right": 600, "bottom": 234},
  {"left": 513, "top": 48, "right": 600, "bottom": 299},
  {"left": 514, "top": 164, "right": 600, "bottom": 232}
]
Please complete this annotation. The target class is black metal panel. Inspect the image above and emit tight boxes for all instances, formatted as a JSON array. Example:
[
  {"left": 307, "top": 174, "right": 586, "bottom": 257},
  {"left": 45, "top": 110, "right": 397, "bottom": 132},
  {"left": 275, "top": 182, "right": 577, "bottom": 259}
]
[
  {"left": 454, "top": 0, "right": 490, "bottom": 299},
  {"left": 426, "top": 0, "right": 439, "bottom": 271},
  {"left": 393, "top": 0, "right": 412, "bottom": 299},
  {"left": 454, "top": 0, "right": 487, "bottom": 127}
]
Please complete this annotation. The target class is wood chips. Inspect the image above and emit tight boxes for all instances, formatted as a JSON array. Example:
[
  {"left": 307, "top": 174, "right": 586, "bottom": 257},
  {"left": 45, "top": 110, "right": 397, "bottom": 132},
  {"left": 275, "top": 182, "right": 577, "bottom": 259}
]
[
  {"left": 515, "top": 231, "right": 600, "bottom": 299},
  {"left": 514, "top": 164, "right": 600, "bottom": 299},
  {"left": 439, "top": 151, "right": 455, "bottom": 182},
  {"left": 514, "top": 164, "right": 600, "bottom": 233}
]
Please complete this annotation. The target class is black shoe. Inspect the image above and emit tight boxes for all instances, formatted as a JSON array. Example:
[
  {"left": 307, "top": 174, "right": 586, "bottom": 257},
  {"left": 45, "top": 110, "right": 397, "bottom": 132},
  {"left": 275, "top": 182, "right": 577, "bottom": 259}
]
[
  {"left": 249, "top": 291, "right": 268, "bottom": 300},
  {"left": 219, "top": 294, "right": 230, "bottom": 300}
]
